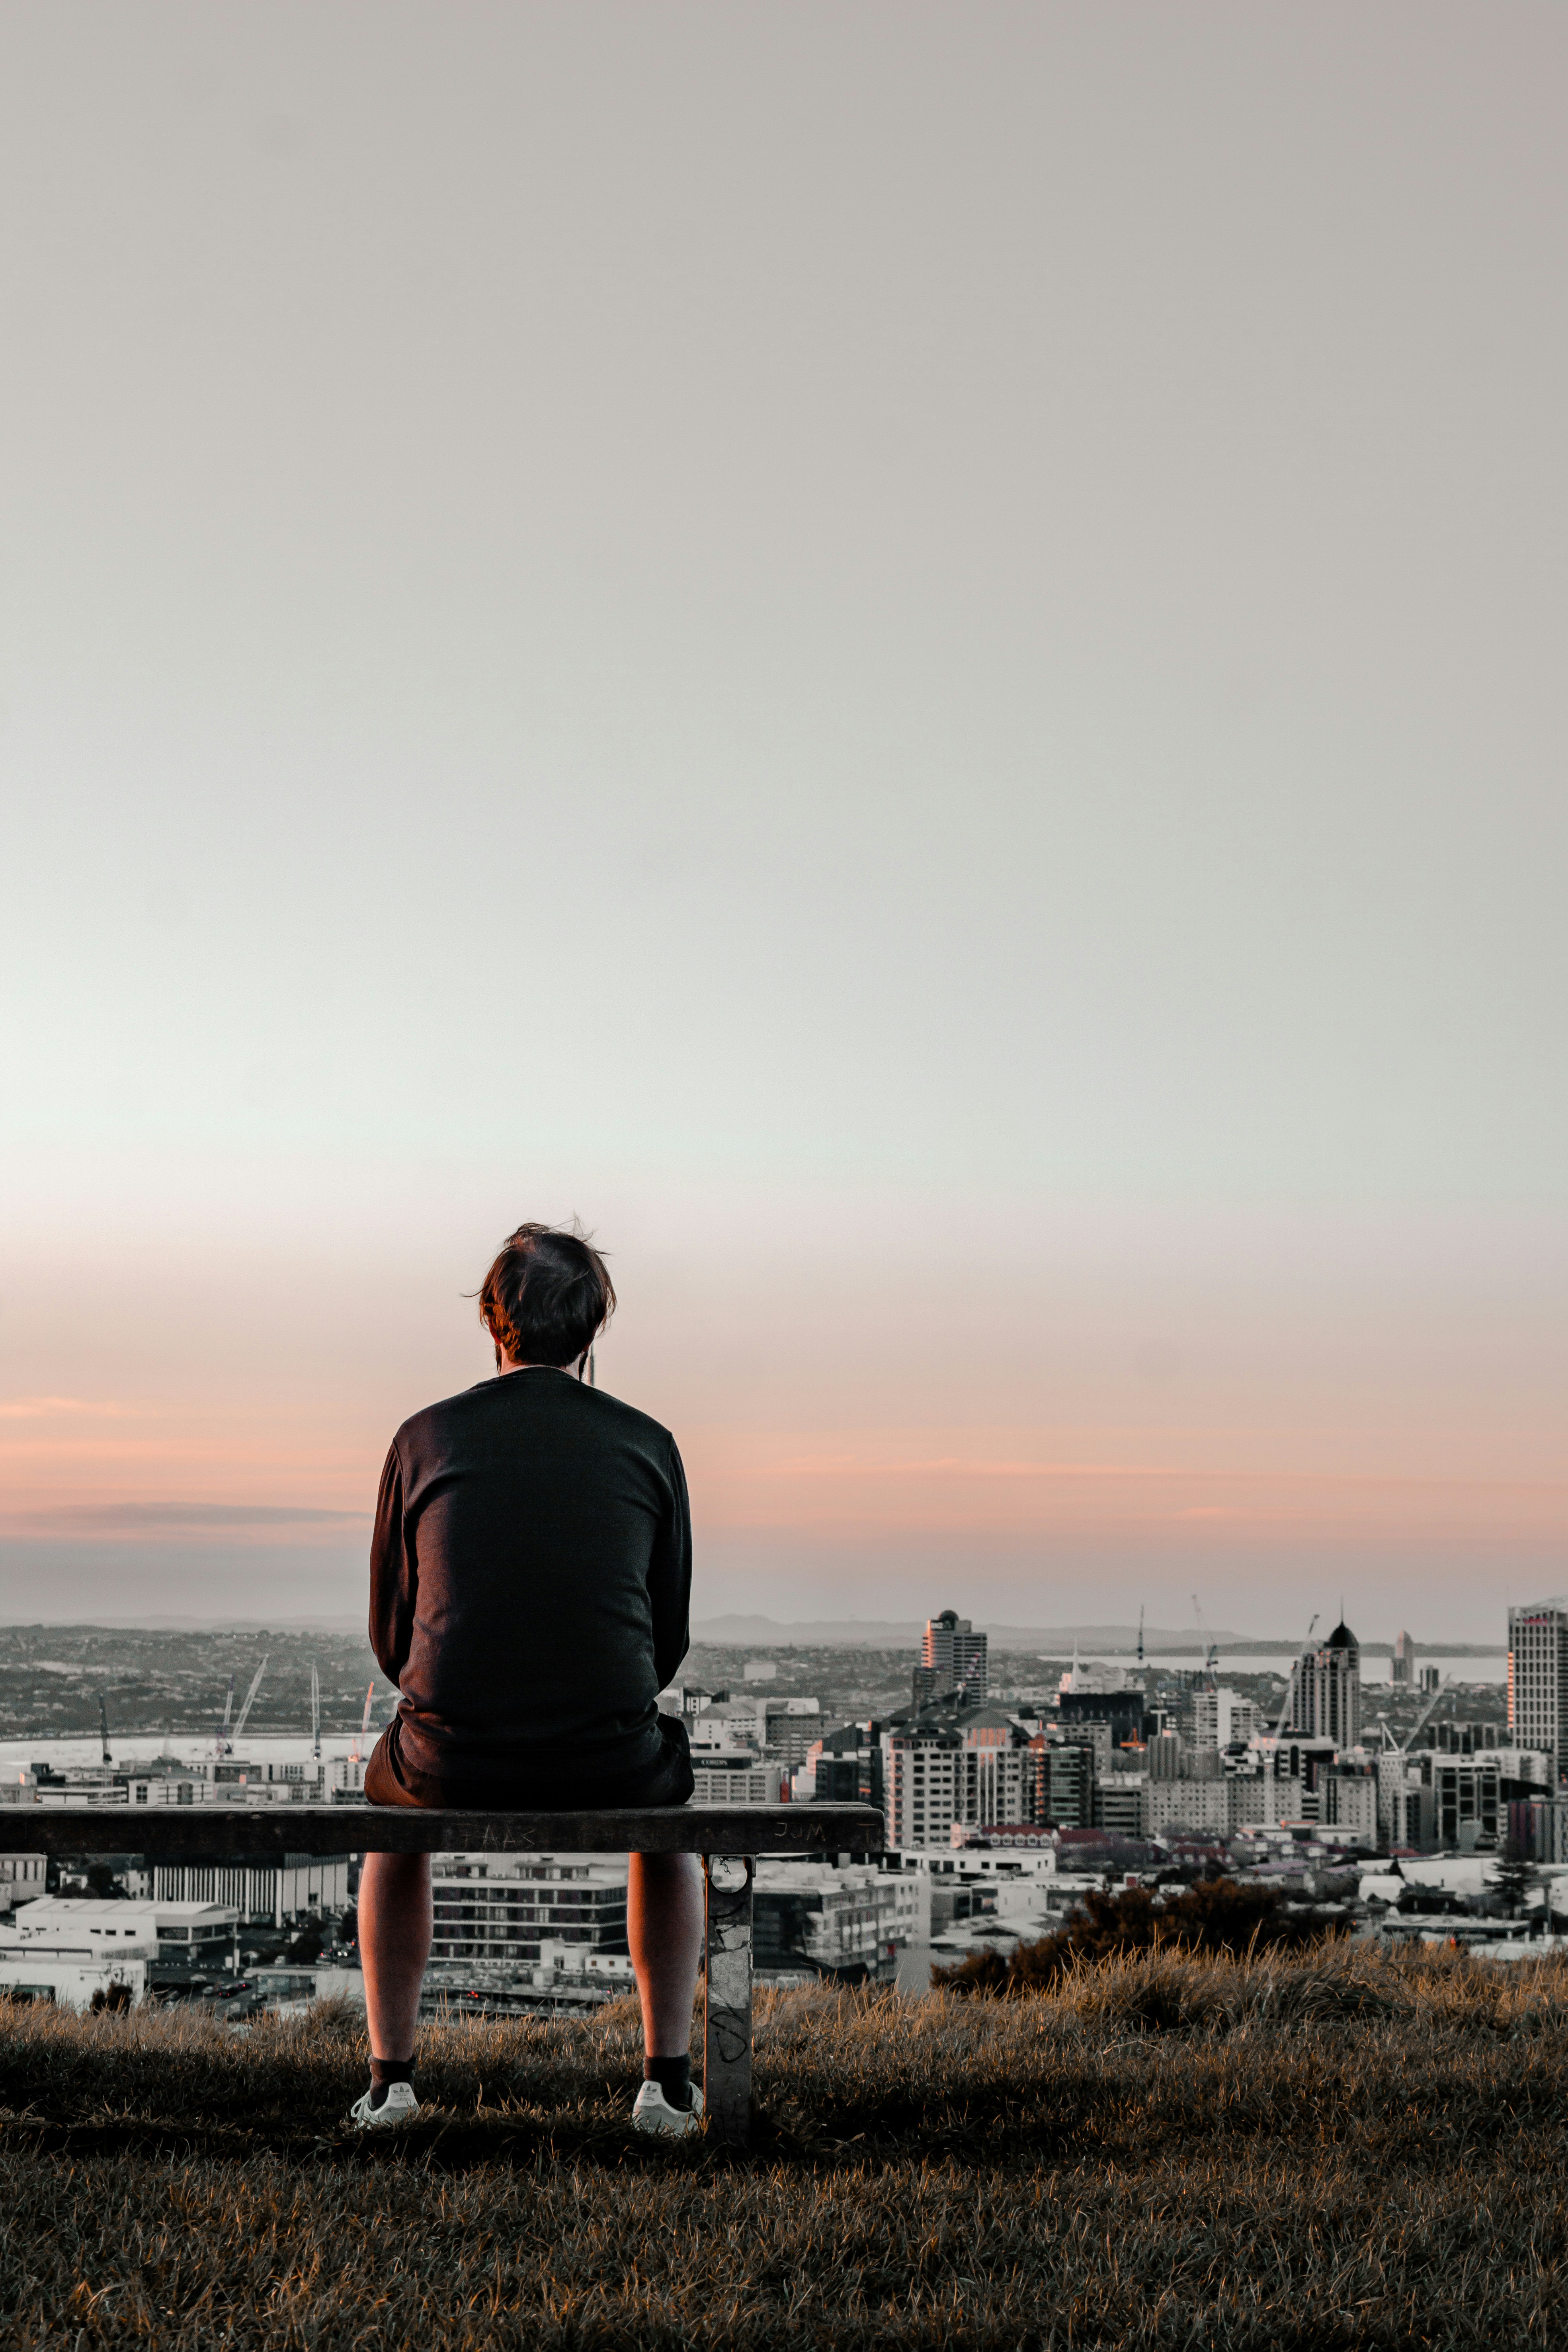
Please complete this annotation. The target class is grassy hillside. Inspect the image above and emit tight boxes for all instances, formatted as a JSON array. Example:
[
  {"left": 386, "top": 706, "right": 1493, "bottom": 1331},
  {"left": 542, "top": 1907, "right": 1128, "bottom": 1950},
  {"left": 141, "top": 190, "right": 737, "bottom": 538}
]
[{"left": 2, "top": 1947, "right": 1564, "bottom": 2349}]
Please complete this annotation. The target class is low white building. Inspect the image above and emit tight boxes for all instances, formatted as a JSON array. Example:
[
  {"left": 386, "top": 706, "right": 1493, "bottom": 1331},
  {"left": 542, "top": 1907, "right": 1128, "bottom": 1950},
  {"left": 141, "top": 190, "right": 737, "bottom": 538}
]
[
  {"left": 0, "top": 1928, "right": 152, "bottom": 2010},
  {"left": 0, "top": 1852, "right": 46, "bottom": 1904},
  {"left": 0, "top": 1896, "right": 239, "bottom": 2009},
  {"left": 8, "top": 1897, "right": 238, "bottom": 1963},
  {"left": 150, "top": 1854, "right": 348, "bottom": 1926},
  {"left": 689, "top": 1759, "right": 785, "bottom": 1804}
]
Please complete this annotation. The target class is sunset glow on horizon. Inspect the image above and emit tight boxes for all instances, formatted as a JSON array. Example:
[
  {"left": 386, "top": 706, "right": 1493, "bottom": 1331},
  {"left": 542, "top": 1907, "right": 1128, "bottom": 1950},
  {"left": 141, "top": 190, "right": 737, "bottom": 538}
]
[{"left": 3, "top": 7, "right": 1564, "bottom": 1642}]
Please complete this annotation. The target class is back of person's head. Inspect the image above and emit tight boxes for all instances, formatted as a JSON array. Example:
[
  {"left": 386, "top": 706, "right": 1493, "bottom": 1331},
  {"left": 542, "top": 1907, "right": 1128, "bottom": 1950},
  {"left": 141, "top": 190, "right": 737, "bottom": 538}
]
[{"left": 477, "top": 1222, "right": 616, "bottom": 1368}]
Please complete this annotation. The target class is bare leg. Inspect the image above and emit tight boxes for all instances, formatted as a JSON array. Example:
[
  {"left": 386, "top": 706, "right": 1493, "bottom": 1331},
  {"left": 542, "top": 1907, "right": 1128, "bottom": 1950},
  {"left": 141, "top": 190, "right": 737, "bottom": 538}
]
[
  {"left": 358, "top": 1851, "right": 432, "bottom": 2061},
  {"left": 627, "top": 1851, "right": 703, "bottom": 2057}
]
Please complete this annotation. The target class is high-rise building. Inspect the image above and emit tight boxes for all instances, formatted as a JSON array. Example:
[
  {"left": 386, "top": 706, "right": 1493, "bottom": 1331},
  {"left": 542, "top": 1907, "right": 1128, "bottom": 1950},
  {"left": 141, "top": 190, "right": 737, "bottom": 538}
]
[
  {"left": 1507, "top": 1602, "right": 1568, "bottom": 1766},
  {"left": 885, "top": 1725, "right": 962, "bottom": 1849},
  {"left": 1287, "top": 1621, "right": 1361, "bottom": 1749},
  {"left": 958, "top": 1714, "right": 1031, "bottom": 1826},
  {"left": 922, "top": 1610, "right": 988, "bottom": 1701},
  {"left": 1191, "top": 1687, "right": 1260, "bottom": 1750},
  {"left": 1027, "top": 1734, "right": 1096, "bottom": 1829},
  {"left": 1391, "top": 1631, "right": 1416, "bottom": 1688},
  {"left": 884, "top": 1711, "right": 1029, "bottom": 1848}
]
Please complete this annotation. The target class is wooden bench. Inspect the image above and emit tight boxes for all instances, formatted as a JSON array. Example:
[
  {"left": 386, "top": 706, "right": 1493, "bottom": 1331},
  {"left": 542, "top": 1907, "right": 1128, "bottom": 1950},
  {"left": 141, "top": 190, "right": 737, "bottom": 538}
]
[{"left": 5, "top": 1801, "right": 885, "bottom": 2144}]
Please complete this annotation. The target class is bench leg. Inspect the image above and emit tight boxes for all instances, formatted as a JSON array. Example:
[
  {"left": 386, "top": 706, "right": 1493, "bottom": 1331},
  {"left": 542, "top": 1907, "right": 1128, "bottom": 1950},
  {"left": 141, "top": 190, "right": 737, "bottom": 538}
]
[{"left": 702, "top": 1854, "right": 754, "bottom": 2147}]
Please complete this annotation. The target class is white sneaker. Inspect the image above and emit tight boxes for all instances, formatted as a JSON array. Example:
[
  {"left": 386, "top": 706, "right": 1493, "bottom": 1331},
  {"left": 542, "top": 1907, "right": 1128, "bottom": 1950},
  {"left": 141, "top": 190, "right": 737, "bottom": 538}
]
[
  {"left": 631, "top": 2079, "right": 704, "bottom": 2137},
  {"left": 348, "top": 2081, "right": 420, "bottom": 2129}
]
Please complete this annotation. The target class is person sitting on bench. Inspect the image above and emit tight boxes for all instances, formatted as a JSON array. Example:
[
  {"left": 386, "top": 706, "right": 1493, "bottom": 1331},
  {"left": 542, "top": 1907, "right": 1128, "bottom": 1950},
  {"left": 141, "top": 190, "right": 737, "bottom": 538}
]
[{"left": 352, "top": 1220, "right": 703, "bottom": 2135}]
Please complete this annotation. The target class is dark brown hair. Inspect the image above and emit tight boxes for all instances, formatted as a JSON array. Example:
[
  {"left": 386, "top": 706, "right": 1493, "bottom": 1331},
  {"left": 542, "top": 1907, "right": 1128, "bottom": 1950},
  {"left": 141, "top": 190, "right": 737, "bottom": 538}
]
[{"left": 476, "top": 1222, "right": 616, "bottom": 1368}]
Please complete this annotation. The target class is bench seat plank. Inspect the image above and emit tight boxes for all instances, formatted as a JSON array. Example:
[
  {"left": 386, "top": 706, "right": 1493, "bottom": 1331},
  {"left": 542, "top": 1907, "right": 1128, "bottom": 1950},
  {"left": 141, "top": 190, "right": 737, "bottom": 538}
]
[{"left": 0, "top": 1802, "right": 885, "bottom": 1860}]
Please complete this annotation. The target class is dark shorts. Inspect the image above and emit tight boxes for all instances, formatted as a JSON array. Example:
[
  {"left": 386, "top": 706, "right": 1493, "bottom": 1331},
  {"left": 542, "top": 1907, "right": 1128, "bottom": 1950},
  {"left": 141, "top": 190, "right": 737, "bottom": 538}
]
[{"left": 364, "top": 1709, "right": 694, "bottom": 1814}]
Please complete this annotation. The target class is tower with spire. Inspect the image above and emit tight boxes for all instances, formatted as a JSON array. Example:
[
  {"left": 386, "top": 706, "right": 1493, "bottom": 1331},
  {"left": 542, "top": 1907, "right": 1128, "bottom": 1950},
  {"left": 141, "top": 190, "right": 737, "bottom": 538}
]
[{"left": 1287, "top": 1618, "right": 1361, "bottom": 1748}]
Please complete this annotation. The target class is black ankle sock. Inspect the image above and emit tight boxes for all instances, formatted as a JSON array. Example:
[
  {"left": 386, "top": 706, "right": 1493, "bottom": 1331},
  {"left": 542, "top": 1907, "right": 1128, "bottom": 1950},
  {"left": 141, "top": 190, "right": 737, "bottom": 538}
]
[
  {"left": 368, "top": 2055, "right": 415, "bottom": 2110},
  {"left": 643, "top": 2054, "right": 692, "bottom": 2111}
]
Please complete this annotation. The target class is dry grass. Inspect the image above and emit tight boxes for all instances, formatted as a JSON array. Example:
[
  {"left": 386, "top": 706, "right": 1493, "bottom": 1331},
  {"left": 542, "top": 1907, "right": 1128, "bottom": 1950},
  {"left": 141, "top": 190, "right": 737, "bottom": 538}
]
[{"left": 2, "top": 1945, "right": 1566, "bottom": 2349}]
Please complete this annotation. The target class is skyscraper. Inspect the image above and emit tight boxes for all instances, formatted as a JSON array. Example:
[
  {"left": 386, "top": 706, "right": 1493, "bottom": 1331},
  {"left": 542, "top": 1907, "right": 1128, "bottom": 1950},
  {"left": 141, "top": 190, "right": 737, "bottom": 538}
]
[
  {"left": 922, "top": 1610, "right": 988, "bottom": 1701},
  {"left": 1287, "top": 1621, "right": 1361, "bottom": 1749},
  {"left": 1507, "top": 1602, "right": 1568, "bottom": 1766},
  {"left": 1391, "top": 1631, "right": 1416, "bottom": 1688}
]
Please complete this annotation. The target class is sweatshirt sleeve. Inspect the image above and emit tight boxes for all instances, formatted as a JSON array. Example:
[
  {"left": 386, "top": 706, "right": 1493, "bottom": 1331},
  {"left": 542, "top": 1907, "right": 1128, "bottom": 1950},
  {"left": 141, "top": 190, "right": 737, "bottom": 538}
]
[
  {"left": 648, "top": 1435, "right": 693, "bottom": 1693},
  {"left": 368, "top": 1440, "right": 416, "bottom": 1686}
]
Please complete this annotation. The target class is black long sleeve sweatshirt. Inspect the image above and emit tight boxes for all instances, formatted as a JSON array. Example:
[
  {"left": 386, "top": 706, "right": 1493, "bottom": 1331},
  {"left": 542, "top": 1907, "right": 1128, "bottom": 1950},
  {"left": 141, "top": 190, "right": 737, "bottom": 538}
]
[{"left": 368, "top": 1367, "right": 691, "bottom": 1797}]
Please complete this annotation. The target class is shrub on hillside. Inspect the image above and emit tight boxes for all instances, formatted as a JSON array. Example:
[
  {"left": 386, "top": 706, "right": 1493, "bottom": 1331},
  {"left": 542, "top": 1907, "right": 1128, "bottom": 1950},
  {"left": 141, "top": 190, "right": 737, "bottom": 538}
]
[{"left": 933, "top": 1876, "right": 1348, "bottom": 1996}]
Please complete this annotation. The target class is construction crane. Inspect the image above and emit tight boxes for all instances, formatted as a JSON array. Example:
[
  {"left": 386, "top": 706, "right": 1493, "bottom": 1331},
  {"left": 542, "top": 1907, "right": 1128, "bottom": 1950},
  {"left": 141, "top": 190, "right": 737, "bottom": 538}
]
[
  {"left": 310, "top": 1663, "right": 321, "bottom": 1764},
  {"left": 98, "top": 1693, "right": 112, "bottom": 1766},
  {"left": 1191, "top": 1595, "right": 1218, "bottom": 1687},
  {"left": 1272, "top": 1614, "right": 1320, "bottom": 1737},
  {"left": 1396, "top": 1672, "right": 1450, "bottom": 1755},
  {"left": 228, "top": 1656, "right": 269, "bottom": 1751},
  {"left": 349, "top": 1683, "right": 376, "bottom": 1763},
  {"left": 213, "top": 1672, "right": 237, "bottom": 1759}
]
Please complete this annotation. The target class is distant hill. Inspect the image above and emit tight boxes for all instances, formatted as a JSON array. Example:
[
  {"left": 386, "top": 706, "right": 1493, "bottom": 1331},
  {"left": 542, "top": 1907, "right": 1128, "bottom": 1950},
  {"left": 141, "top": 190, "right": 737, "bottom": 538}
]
[
  {"left": 689, "top": 1616, "right": 1500, "bottom": 1656},
  {"left": 690, "top": 1615, "right": 1263, "bottom": 1653}
]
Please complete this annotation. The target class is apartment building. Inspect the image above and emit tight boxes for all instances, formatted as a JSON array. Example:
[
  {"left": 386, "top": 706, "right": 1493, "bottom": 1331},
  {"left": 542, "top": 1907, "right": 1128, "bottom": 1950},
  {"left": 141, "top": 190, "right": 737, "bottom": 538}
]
[
  {"left": 1028, "top": 1735, "right": 1095, "bottom": 1830},
  {"left": 885, "top": 1727, "right": 962, "bottom": 1849},
  {"left": 1507, "top": 1602, "right": 1568, "bottom": 1764},
  {"left": 1145, "top": 1778, "right": 1227, "bottom": 1837},
  {"left": 429, "top": 1853, "right": 629, "bottom": 1966},
  {"left": 1093, "top": 1775, "right": 1149, "bottom": 1837},
  {"left": 1191, "top": 1688, "right": 1261, "bottom": 1749},
  {"left": 752, "top": 1864, "right": 903, "bottom": 1984},
  {"left": 1318, "top": 1763, "right": 1379, "bottom": 1846}
]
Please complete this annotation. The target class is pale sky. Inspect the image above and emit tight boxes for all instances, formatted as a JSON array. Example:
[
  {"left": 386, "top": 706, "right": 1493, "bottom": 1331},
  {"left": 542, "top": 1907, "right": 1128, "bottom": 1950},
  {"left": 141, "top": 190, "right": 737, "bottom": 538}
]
[{"left": 2, "top": 4, "right": 1564, "bottom": 1641}]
